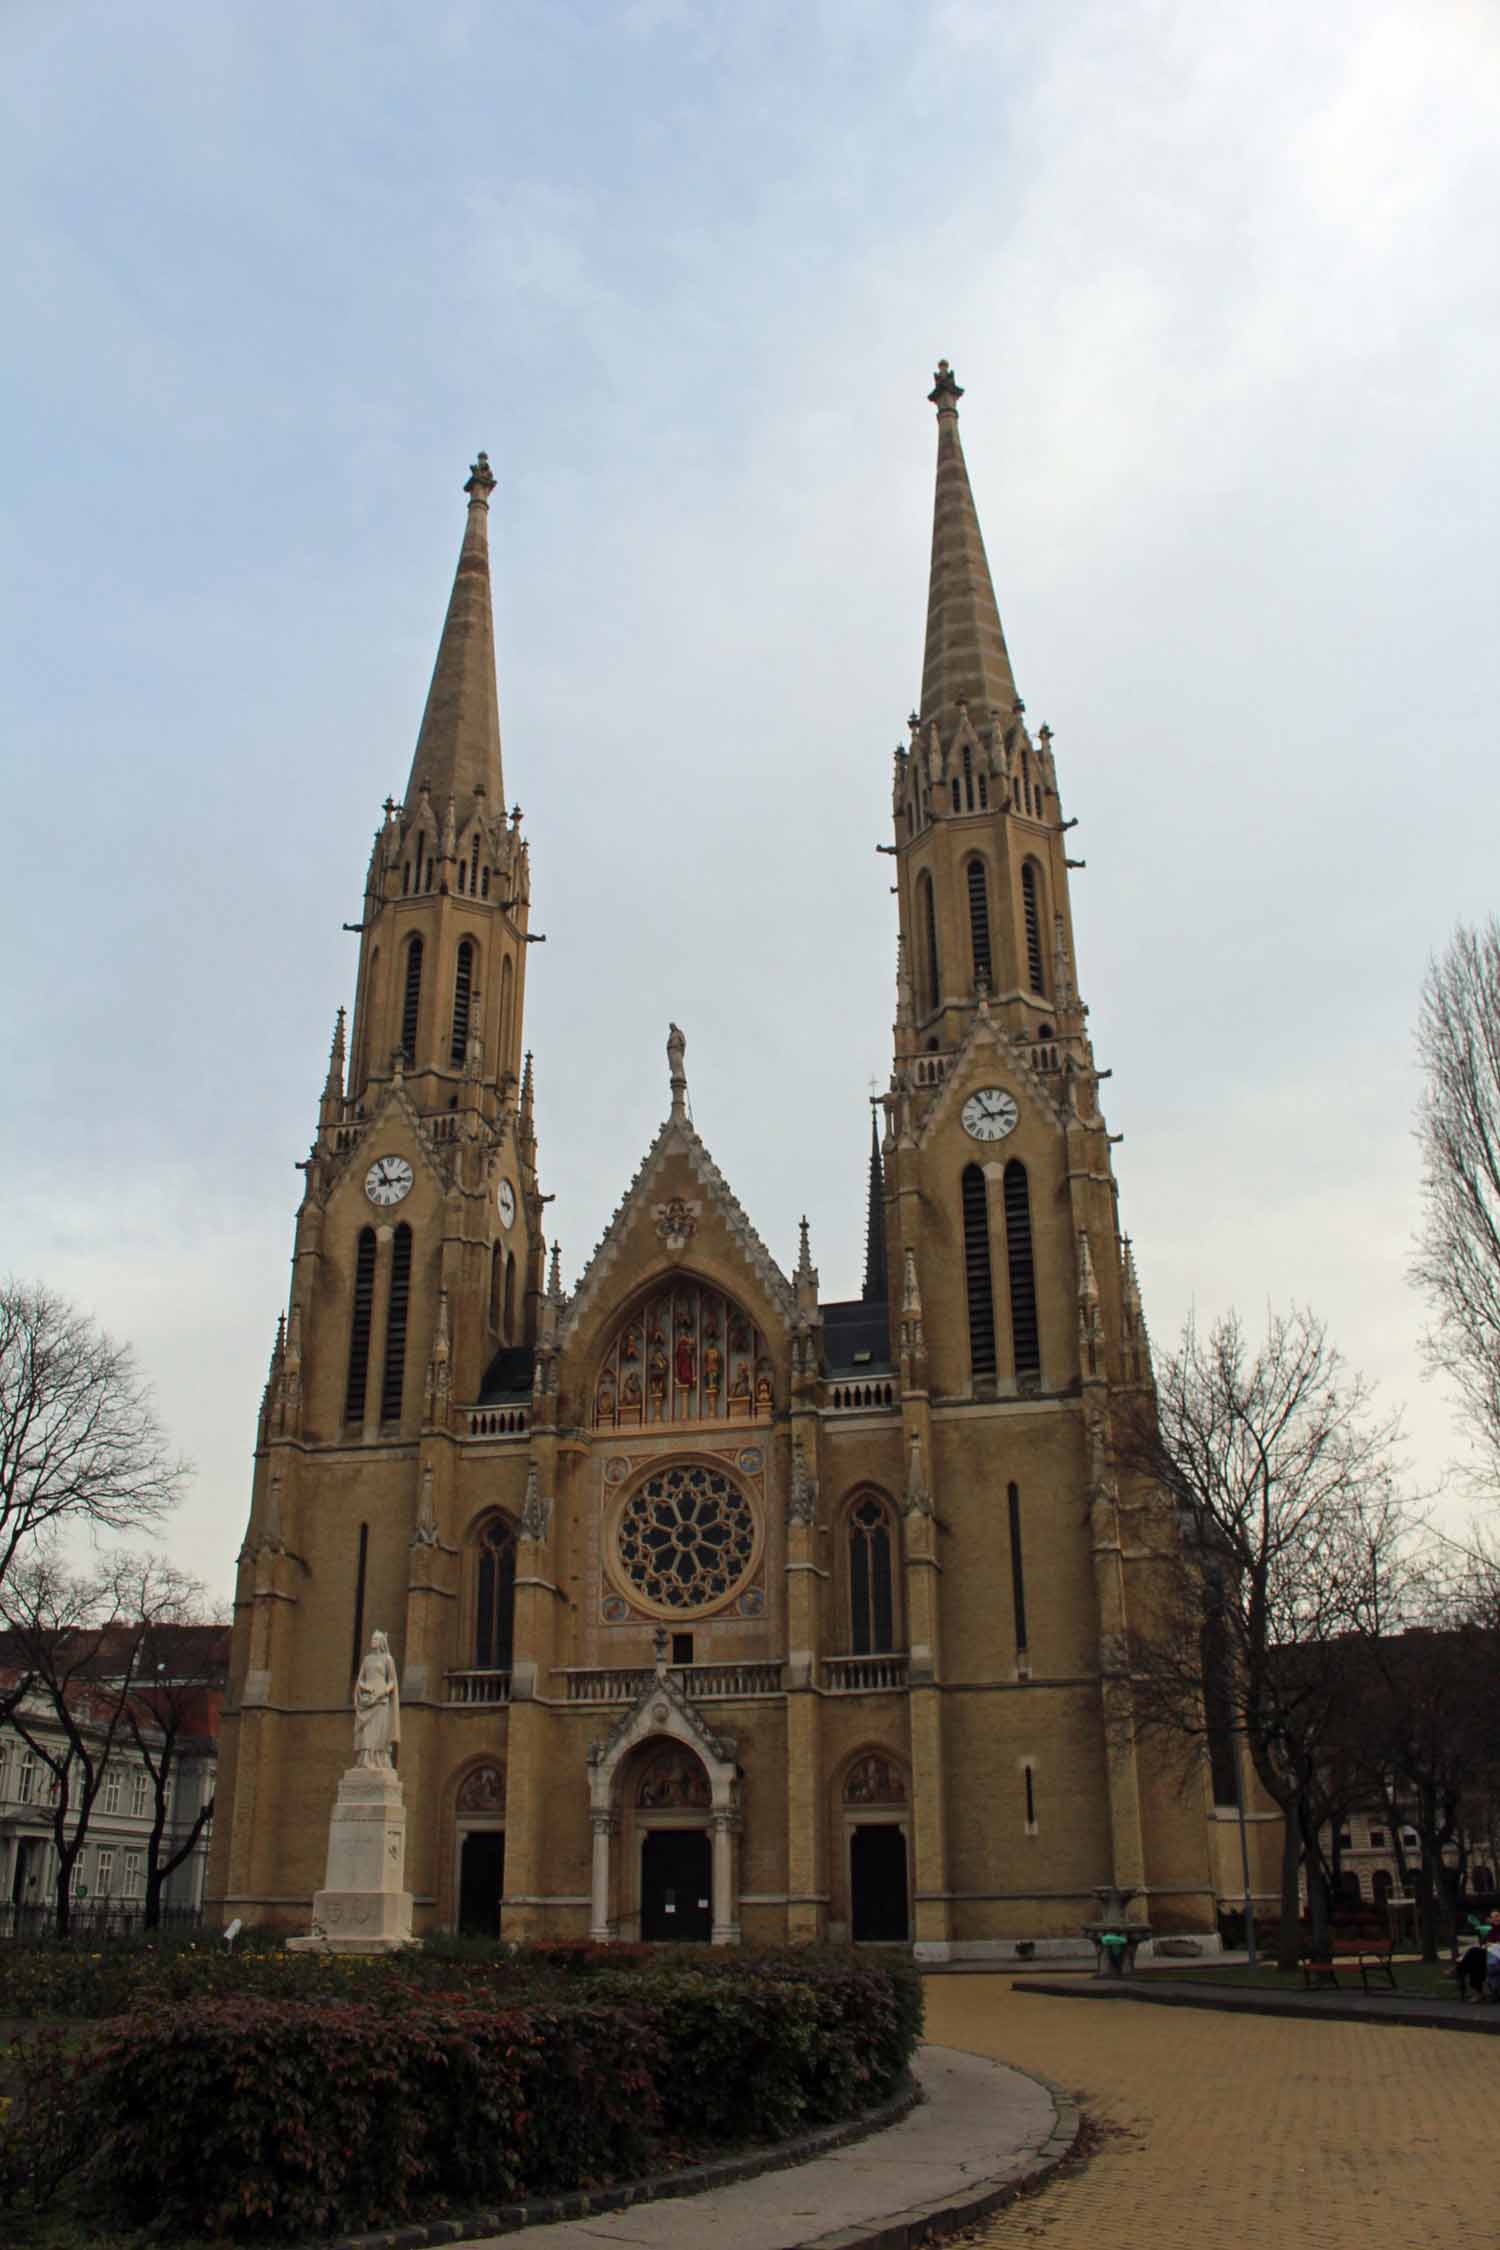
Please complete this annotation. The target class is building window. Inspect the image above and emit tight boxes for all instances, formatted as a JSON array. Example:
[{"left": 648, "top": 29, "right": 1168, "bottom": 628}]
[
  {"left": 848, "top": 1494, "right": 896, "bottom": 1655},
  {"left": 499, "top": 955, "right": 515, "bottom": 1068},
  {"left": 1021, "top": 861, "right": 1046, "bottom": 994},
  {"left": 1003, "top": 1159, "right": 1040, "bottom": 1379},
  {"left": 918, "top": 871, "right": 940, "bottom": 1016},
  {"left": 475, "top": 1517, "right": 517, "bottom": 1671},
  {"left": 103, "top": 1769, "right": 121, "bottom": 1815},
  {"left": 0, "top": 1743, "right": 8, "bottom": 1801},
  {"left": 123, "top": 1850, "right": 143, "bottom": 1898},
  {"left": 961, "top": 1164, "right": 997, "bottom": 1378},
  {"left": 70, "top": 1856, "right": 87, "bottom": 1897},
  {"left": 966, "top": 857, "right": 992, "bottom": 988},
  {"left": 96, "top": 1848, "right": 115, "bottom": 1897},
  {"left": 132, "top": 1771, "right": 149, "bottom": 1818},
  {"left": 380, "top": 1223, "right": 413, "bottom": 1422},
  {"left": 344, "top": 1227, "right": 377, "bottom": 1422},
  {"left": 488, "top": 1241, "right": 502, "bottom": 1331},
  {"left": 449, "top": 937, "right": 475, "bottom": 1067},
  {"left": 17, "top": 1753, "right": 35, "bottom": 1805},
  {"left": 400, "top": 935, "right": 424, "bottom": 1063},
  {"left": 501, "top": 1251, "right": 516, "bottom": 1343},
  {"left": 1369, "top": 1828, "right": 1386, "bottom": 1848},
  {"left": 1023, "top": 1763, "right": 1038, "bottom": 1831}
]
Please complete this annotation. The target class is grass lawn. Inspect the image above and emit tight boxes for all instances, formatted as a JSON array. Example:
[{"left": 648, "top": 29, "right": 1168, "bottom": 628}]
[{"left": 1155, "top": 1958, "right": 1464, "bottom": 2001}]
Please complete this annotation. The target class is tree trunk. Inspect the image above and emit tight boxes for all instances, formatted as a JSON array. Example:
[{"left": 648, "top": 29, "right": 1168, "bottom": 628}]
[
  {"left": 1415, "top": 1852, "right": 1440, "bottom": 1962},
  {"left": 1276, "top": 1808, "right": 1303, "bottom": 1970},
  {"left": 1304, "top": 1845, "right": 1333, "bottom": 1956},
  {"left": 53, "top": 1859, "right": 72, "bottom": 1939}
]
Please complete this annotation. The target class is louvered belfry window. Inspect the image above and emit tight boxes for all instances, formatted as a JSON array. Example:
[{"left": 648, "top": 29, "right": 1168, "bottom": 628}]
[
  {"left": 1021, "top": 862, "right": 1045, "bottom": 995},
  {"left": 1004, "top": 1159, "right": 1040, "bottom": 1377},
  {"left": 967, "top": 858, "right": 991, "bottom": 987},
  {"left": 961, "top": 1164, "right": 997, "bottom": 1377},
  {"left": 381, "top": 1223, "right": 413, "bottom": 1422},
  {"left": 344, "top": 1228, "right": 377, "bottom": 1421},
  {"left": 401, "top": 937, "right": 424, "bottom": 1063},
  {"left": 920, "top": 872, "right": 940, "bottom": 1015},
  {"left": 450, "top": 938, "right": 475, "bottom": 1066}
]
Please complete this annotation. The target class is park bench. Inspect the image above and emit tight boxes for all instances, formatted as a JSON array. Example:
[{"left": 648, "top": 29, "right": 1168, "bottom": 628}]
[{"left": 1300, "top": 1935, "right": 1397, "bottom": 1993}]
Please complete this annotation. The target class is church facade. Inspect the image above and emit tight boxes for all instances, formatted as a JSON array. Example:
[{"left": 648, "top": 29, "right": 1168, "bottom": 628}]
[{"left": 209, "top": 366, "right": 1230, "bottom": 1957}]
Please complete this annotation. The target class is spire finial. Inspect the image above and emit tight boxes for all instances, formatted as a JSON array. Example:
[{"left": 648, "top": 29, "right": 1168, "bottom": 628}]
[
  {"left": 548, "top": 1241, "right": 563, "bottom": 1303},
  {"left": 403, "top": 450, "right": 505, "bottom": 817},
  {"left": 667, "top": 1022, "right": 687, "bottom": 1119},
  {"left": 928, "top": 359, "right": 964, "bottom": 411},
  {"left": 797, "top": 1214, "right": 814, "bottom": 1279},
  {"left": 863, "top": 1110, "right": 889, "bottom": 1302},
  {"left": 465, "top": 450, "right": 496, "bottom": 503}
]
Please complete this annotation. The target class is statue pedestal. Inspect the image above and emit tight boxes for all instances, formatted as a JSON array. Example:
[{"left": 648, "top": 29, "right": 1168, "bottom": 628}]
[{"left": 287, "top": 1764, "right": 414, "bottom": 1954}]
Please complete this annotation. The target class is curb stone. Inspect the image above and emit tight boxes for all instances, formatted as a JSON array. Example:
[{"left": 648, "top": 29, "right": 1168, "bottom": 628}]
[
  {"left": 310, "top": 2075, "right": 924, "bottom": 2250},
  {"left": 797, "top": 2067, "right": 1083, "bottom": 2250},
  {"left": 1016, "top": 1975, "right": 1500, "bottom": 2034}
]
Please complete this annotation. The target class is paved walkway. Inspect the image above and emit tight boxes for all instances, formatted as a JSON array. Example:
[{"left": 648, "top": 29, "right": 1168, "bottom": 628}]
[
  {"left": 927, "top": 1973, "right": 1497, "bottom": 2247},
  {"left": 463, "top": 2044, "right": 1067, "bottom": 2250}
]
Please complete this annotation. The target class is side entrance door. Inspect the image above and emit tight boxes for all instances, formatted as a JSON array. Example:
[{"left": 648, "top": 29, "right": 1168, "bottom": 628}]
[
  {"left": 850, "top": 1823, "right": 909, "bottom": 1942},
  {"left": 458, "top": 1829, "right": 505, "bottom": 1938},
  {"left": 640, "top": 1828, "right": 712, "bottom": 1942}
]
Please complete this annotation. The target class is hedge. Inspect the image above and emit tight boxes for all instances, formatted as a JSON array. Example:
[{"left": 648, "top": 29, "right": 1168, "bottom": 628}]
[{"left": 0, "top": 1953, "right": 921, "bottom": 2241}]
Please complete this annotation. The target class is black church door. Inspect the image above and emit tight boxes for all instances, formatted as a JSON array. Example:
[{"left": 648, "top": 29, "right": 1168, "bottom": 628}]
[
  {"left": 851, "top": 1824, "right": 909, "bottom": 1942},
  {"left": 458, "top": 1830, "right": 504, "bottom": 1937},
  {"left": 640, "top": 1828, "right": 712, "bottom": 1942}
]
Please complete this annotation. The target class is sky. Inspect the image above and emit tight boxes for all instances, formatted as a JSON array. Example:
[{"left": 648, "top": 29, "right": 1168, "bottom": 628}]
[{"left": 3, "top": 0, "right": 1498, "bottom": 1598}]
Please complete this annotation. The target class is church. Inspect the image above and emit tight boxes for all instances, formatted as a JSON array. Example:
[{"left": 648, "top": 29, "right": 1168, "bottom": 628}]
[{"left": 209, "top": 365, "right": 1232, "bottom": 1958}]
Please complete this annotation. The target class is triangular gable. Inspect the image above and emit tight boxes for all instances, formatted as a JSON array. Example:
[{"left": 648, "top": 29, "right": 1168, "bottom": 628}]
[
  {"left": 915, "top": 1000, "right": 1063, "bottom": 1151},
  {"left": 585, "top": 1659, "right": 738, "bottom": 1814},
  {"left": 561, "top": 1114, "right": 795, "bottom": 1340},
  {"left": 320, "top": 1068, "right": 463, "bottom": 1203}
]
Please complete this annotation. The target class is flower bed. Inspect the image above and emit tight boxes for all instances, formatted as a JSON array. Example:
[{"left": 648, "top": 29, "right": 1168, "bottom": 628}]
[{"left": 0, "top": 1948, "right": 921, "bottom": 2242}]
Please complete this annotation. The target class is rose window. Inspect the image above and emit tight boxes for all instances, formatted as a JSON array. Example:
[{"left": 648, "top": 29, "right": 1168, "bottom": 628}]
[{"left": 615, "top": 1464, "right": 757, "bottom": 1614}]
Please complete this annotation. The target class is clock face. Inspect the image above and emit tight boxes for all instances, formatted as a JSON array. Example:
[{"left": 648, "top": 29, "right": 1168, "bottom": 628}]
[
  {"left": 961, "top": 1087, "right": 1019, "bottom": 1143},
  {"left": 496, "top": 1178, "right": 517, "bottom": 1229},
  {"left": 364, "top": 1154, "right": 414, "bottom": 1207}
]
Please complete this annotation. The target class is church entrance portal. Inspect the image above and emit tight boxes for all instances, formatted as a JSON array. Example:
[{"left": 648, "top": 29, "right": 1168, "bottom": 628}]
[
  {"left": 458, "top": 1830, "right": 504, "bottom": 1938},
  {"left": 640, "top": 1828, "right": 711, "bottom": 1942},
  {"left": 850, "top": 1824, "right": 909, "bottom": 1942}
]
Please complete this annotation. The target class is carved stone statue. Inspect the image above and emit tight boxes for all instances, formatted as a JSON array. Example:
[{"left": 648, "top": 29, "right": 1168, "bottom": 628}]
[{"left": 353, "top": 1629, "right": 400, "bottom": 1769}]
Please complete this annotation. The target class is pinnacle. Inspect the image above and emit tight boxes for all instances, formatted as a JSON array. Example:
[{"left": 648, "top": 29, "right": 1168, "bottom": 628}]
[
  {"left": 862, "top": 1109, "right": 888, "bottom": 1302},
  {"left": 919, "top": 363, "right": 1019, "bottom": 746},
  {"left": 403, "top": 453, "right": 505, "bottom": 818}
]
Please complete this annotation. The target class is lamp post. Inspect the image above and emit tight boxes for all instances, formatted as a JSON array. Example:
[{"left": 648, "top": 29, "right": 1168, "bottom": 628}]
[{"left": 1233, "top": 1726, "right": 1257, "bottom": 1969}]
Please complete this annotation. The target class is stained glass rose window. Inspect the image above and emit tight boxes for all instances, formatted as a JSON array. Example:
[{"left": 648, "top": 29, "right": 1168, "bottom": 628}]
[{"left": 614, "top": 1463, "right": 758, "bottom": 1614}]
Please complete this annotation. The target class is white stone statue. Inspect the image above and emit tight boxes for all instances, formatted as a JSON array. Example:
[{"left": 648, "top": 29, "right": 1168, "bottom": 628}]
[{"left": 352, "top": 1629, "right": 400, "bottom": 1768}]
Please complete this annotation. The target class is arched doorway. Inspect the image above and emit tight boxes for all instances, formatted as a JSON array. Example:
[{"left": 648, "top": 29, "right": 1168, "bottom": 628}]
[
  {"left": 842, "top": 1751, "right": 911, "bottom": 1944},
  {"left": 635, "top": 1742, "right": 713, "bottom": 1944},
  {"left": 453, "top": 1761, "right": 505, "bottom": 1938}
]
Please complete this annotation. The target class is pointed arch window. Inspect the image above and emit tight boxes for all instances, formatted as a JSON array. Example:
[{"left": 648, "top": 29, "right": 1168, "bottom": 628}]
[
  {"left": 480, "top": 865, "right": 491, "bottom": 899},
  {"left": 950, "top": 777, "right": 961, "bottom": 813},
  {"left": 344, "top": 1228, "right": 377, "bottom": 1421},
  {"left": 848, "top": 1493, "right": 896, "bottom": 1654},
  {"left": 961, "top": 1164, "right": 997, "bottom": 1377},
  {"left": 475, "top": 1516, "right": 516, "bottom": 1671},
  {"left": 401, "top": 936, "right": 424, "bottom": 1063},
  {"left": 457, "top": 859, "right": 466, "bottom": 895},
  {"left": 502, "top": 1251, "right": 516, "bottom": 1344},
  {"left": 966, "top": 857, "right": 992, "bottom": 988},
  {"left": 381, "top": 1222, "right": 413, "bottom": 1422},
  {"left": 918, "top": 871, "right": 940, "bottom": 1017},
  {"left": 962, "top": 743, "right": 975, "bottom": 812},
  {"left": 450, "top": 938, "right": 475, "bottom": 1067},
  {"left": 1021, "top": 862, "right": 1046, "bottom": 995},
  {"left": 488, "top": 1242, "right": 502, "bottom": 1332},
  {"left": 1003, "top": 1159, "right": 1040, "bottom": 1379},
  {"left": 470, "top": 834, "right": 481, "bottom": 896}
]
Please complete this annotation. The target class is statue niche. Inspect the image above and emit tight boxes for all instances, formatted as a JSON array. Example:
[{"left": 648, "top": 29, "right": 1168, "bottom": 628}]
[{"left": 595, "top": 1281, "right": 771, "bottom": 1429}]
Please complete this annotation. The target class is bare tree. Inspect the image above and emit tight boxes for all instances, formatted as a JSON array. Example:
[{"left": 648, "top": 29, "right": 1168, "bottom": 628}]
[
  {"left": 0, "top": 1553, "right": 207, "bottom": 1936},
  {"left": 1115, "top": 1306, "right": 1410, "bottom": 1966},
  {"left": 0, "top": 1282, "right": 188, "bottom": 1617},
  {"left": 122, "top": 1612, "right": 228, "bottom": 1928},
  {"left": 1413, "top": 918, "right": 1500, "bottom": 1484}
]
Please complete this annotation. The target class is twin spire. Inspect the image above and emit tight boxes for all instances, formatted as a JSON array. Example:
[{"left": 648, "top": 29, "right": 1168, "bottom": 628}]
[
  {"left": 920, "top": 360, "right": 1020, "bottom": 746},
  {"left": 403, "top": 452, "right": 505, "bottom": 819}
]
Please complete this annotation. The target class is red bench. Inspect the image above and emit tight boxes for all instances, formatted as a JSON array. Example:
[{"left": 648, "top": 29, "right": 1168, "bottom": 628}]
[{"left": 1301, "top": 1936, "right": 1397, "bottom": 1993}]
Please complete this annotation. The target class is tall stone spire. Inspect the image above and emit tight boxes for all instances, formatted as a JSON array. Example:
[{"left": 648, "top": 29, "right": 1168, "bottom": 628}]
[
  {"left": 919, "top": 362, "right": 1019, "bottom": 744},
  {"left": 862, "top": 1109, "right": 888, "bottom": 1302},
  {"left": 404, "top": 452, "right": 504, "bottom": 815}
]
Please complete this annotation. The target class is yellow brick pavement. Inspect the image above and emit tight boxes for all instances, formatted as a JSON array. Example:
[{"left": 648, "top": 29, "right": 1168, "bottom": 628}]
[{"left": 925, "top": 1976, "right": 1495, "bottom": 2248}]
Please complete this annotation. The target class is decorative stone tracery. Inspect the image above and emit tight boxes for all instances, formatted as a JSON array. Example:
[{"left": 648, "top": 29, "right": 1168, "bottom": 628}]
[
  {"left": 613, "top": 1461, "right": 758, "bottom": 1616},
  {"left": 844, "top": 1753, "right": 907, "bottom": 1806}
]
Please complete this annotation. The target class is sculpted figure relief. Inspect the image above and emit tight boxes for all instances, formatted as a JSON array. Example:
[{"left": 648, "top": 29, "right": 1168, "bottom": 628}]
[{"left": 353, "top": 1629, "right": 401, "bottom": 1769}]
